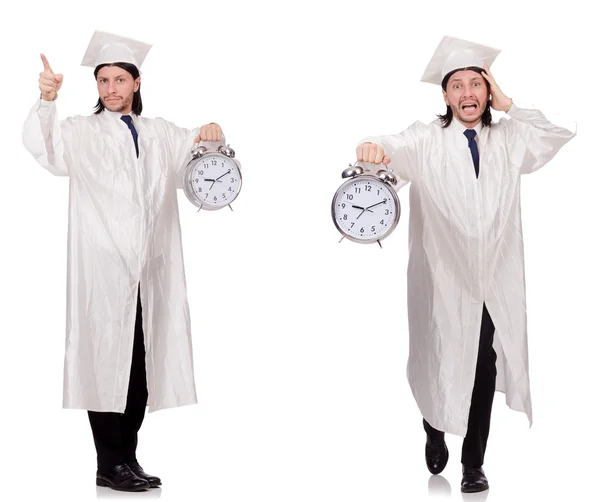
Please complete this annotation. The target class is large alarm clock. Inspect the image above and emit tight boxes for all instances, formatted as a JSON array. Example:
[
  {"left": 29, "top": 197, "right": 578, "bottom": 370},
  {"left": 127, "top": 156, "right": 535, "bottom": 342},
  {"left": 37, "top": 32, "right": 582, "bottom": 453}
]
[
  {"left": 331, "top": 163, "right": 401, "bottom": 247},
  {"left": 183, "top": 142, "right": 242, "bottom": 211}
]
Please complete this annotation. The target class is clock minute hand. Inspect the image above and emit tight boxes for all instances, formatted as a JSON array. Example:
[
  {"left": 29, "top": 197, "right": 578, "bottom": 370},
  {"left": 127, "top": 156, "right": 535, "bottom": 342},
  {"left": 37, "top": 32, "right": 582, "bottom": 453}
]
[
  {"left": 365, "top": 199, "right": 387, "bottom": 210},
  {"left": 215, "top": 169, "right": 231, "bottom": 182}
]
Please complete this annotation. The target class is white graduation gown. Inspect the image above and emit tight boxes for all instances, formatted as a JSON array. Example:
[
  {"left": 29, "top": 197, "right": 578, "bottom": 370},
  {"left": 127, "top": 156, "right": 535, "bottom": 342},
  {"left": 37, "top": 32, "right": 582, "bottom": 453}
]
[
  {"left": 22, "top": 99, "right": 200, "bottom": 413},
  {"left": 361, "top": 105, "right": 576, "bottom": 436}
]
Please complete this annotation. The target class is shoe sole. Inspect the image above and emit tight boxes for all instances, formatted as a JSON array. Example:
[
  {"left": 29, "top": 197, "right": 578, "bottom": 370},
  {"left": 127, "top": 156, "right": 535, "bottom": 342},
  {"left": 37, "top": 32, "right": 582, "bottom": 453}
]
[
  {"left": 96, "top": 479, "right": 149, "bottom": 491},
  {"left": 461, "top": 484, "right": 489, "bottom": 493}
]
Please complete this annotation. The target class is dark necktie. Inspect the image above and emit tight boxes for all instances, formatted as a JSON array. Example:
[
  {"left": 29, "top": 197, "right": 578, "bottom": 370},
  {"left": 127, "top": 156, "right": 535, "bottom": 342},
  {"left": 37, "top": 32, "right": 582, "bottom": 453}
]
[
  {"left": 121, "top": 115, "right": 139, "bottom": 158},
  {"left": 463, "top": 129, "right": 479, "bottom": 178}
]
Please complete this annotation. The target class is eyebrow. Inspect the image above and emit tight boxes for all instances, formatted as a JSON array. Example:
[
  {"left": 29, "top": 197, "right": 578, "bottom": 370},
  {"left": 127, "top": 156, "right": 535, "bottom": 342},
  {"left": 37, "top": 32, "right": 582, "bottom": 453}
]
[
  {"left": 98, "top": 74, "right": 129, "bottom": 80},
  {"left": 449, "top": 75, "right": 484, "bottom": 84}
]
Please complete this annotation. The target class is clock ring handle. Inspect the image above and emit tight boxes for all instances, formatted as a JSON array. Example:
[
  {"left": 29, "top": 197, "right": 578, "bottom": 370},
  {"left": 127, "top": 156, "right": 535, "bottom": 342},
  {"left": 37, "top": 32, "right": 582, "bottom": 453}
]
[
  {"left": 342, "top": 161, "right": 397, "bottom": 186},
  {"left": 191, "top": 134, "right": 228, "bottom": 157},
  {"left": 342, "top": 158, "right": 394, "bottom": 180}
]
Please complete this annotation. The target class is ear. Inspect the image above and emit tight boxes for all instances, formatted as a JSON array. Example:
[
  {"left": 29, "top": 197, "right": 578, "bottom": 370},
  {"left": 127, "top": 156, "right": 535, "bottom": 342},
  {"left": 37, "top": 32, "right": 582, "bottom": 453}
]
[
  {"left": 134, "top": 76, "right": 141, "bottom": 92},
  {"left": 442, "top": 89, "right": 449, "bottom": 106}
]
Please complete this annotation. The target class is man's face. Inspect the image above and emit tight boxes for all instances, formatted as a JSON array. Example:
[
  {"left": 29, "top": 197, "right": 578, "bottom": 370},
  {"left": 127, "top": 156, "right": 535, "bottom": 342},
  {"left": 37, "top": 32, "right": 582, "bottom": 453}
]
[
  {"left": 96, "top": 66, "right": 140, "bottom": 114},
  {"left": 442, "top": 70, "right": 489, "bottom": 127}
]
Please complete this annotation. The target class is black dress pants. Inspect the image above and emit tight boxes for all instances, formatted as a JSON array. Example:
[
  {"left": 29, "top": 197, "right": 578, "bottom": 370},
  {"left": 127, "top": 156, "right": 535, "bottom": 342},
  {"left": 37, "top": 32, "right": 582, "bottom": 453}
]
[
  {"left": 88, "top": 286, "right": 148, "bottom": 472},
  {"left": 424, "top": 303, "right": 497, "bottom": 468}
]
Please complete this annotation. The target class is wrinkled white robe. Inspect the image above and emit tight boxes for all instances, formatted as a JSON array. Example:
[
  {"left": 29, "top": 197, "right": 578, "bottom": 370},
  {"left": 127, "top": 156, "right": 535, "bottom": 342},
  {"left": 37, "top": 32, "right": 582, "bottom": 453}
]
[
  {"left": 361, "top": 105, "right": 576, "bottom": 436},
  {"left": 23, "top": 99, "right": 200, "bottom": 413}
]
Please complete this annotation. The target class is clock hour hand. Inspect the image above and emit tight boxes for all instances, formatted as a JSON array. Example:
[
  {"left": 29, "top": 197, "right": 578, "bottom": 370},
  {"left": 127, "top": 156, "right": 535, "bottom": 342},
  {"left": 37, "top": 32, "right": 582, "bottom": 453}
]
[
  {"left": 351, "top": 204, "right": 374, "bottom": 213},
  {"left": 202, "top": 169, "right": 229, "bottom": 188},
  {"left": 203, "top": 178, "right": 217, "bottom": 191},
  {"left": 351, "top": 204, "right": 373, "bottom": 220},
  {"left": 203, "top": 178, "right": 221, "bottom": 188}
]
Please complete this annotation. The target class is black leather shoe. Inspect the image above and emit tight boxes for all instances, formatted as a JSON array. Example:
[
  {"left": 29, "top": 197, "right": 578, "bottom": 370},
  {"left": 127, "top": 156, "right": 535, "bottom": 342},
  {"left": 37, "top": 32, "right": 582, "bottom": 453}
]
[
  {"left": 425, "top": 435, "right": 449, "bottom": 474},
  {"left": 96, "top": 463, "right": 149, "bottom": 491},
  {"left": 461, "top": 465, "right": 489, "bottom": 493},
  {"left": 127, "top": 460, "right": 162, "bottom": 488}
]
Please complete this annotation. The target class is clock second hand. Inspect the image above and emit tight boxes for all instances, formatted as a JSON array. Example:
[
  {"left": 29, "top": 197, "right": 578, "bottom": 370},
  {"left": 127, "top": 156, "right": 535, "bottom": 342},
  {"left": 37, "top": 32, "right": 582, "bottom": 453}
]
[
  {"left": 351, "top": 204, "right": 374, "bottom": 220},
  {"left": 204, "top": 178, "right": 224, "bottom": 192},
  {"left": 204, "top": 170, "right": 230, "bottom": 191}
]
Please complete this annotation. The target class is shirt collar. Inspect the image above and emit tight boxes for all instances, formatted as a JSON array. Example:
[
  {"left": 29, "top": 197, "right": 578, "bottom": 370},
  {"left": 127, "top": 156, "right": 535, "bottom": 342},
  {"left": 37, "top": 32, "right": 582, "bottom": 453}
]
[
  {"left": 101, "top": 109, "right": 135, "bottom": 120},
  {"left": 451, "top": 117, "right": 483, "bottom": 136}
]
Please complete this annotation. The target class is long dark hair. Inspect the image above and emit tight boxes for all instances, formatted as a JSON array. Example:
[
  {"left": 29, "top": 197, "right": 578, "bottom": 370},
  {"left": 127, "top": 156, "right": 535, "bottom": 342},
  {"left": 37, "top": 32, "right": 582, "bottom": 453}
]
[
  {"left": 437, "top": 66, "right": 491, "bottom": 128},
  {"left": 93, "top": 62, "right": 142, "bottom": 115}
]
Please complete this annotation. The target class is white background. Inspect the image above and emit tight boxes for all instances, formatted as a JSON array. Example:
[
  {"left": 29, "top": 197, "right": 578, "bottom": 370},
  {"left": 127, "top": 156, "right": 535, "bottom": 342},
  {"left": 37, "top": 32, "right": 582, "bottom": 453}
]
[{"left": 0, "top": 1, "right": 597, "bottom": 501}]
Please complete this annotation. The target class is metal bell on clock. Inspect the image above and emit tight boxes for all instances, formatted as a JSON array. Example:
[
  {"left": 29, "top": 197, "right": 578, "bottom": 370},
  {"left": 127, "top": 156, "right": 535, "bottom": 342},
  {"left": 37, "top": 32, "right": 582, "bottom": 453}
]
[
  {"left": 377, "top": 169, "right": 397, "bottom": 186},
  {"left": 342, "top": 163, "right": 364, "bottom": 179},
  {"left": 218, "top": 145, "right": 236, "bottom": 158}
]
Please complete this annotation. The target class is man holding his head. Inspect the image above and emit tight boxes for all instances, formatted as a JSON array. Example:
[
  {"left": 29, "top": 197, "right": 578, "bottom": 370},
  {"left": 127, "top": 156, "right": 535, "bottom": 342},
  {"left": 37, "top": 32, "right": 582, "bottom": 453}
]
[
  {"left": 356, "top": 36, "right": 575, "bottom": 493},
  {"left": 23, "top": 31, "right": 223, "bottom": 492}
]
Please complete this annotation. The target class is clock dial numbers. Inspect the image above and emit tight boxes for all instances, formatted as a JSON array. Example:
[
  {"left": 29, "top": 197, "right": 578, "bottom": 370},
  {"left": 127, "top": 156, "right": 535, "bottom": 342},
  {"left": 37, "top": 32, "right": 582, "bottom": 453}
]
[
  {"left": 187, "top": 154, "right": 241, "bottom": 209},
  {"left": 332, "top": 177, "right": 399, "bottom": 243}
]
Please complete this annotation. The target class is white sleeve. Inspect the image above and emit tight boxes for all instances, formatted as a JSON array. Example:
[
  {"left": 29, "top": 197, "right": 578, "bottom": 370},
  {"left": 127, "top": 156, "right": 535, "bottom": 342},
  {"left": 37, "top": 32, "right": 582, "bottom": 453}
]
[
  {"left": 22, "top": 99, "right": 79, "bottom": 177},
  {"left": 157, "top": 119, "right": 201, "bottom": 189},
  {"left": 358, "top": 121, "right": 428, "bottom": 190},
  {"left": 501, "top": 104, "right": 576, "bottom": 175}
]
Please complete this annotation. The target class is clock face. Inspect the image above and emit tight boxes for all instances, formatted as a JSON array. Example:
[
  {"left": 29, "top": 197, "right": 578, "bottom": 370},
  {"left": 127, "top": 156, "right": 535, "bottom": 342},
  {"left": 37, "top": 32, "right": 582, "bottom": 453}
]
[
  {"left": 332, "top": 177, "right": 399, "bottom": 242},
  {"left": 187, "top": 154, "right": 241, "bottom": 208}
]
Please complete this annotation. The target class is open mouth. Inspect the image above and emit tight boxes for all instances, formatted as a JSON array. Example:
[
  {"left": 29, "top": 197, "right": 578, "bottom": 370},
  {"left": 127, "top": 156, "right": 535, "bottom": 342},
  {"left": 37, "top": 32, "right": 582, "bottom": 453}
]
[{"left": 461, "top": 103, "right": 478, "bottom": 111}]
